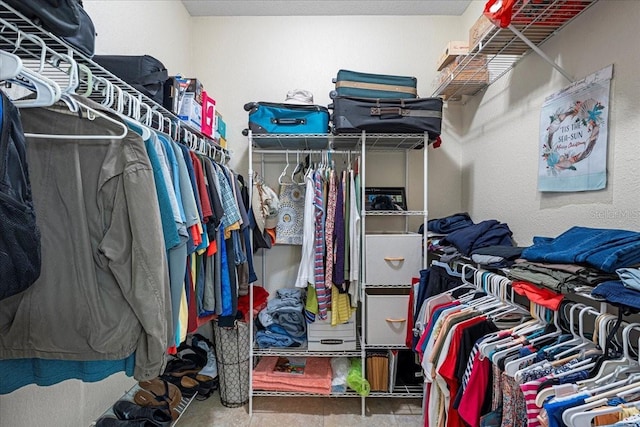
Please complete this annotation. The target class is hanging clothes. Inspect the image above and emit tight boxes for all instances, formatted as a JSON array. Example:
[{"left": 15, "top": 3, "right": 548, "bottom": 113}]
[{"left": 0, "top": 99, "right": 171, "bottom": 380}]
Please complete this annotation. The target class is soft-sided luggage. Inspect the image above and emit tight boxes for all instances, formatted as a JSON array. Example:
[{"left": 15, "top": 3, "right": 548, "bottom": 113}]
[
  {"left": 93, "top": 55, "right": 168, "bottom": 105},
  {"left": 330, "top": 96, "right": 443, "bottom": 140},
  {"left": 331, "top": 69, "right": 418, "bottom": 99},
  {"left": 243, "top": 102, "right": 330, "bottom": 135},
  {"left": 6, "top": 0, "right": 96, "bottom": 57}
]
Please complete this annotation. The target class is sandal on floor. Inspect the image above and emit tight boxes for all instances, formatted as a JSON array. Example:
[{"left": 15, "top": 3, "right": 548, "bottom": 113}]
[
  {"left": 134, "top": 378, "right": 182, "bottom": 419},
  {"left": 160, "top": 374, "right": 200, "bottom": 398},
  {"left": 185, "top": 373, "right": 218, "bottom": 399}
]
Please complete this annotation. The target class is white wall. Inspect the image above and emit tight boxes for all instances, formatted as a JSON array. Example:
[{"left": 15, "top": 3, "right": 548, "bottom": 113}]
[
  {"left": 188, "top": 14, "right": 465, "bottom": 213},
  {"left": 84, "top": 0, "right": 195, "bottom": 76},
  {"left": 187, "top": 15, "right": 465, "bottom": 286},
  {"left": 457, "top": 0, "right": 640, "bottom": 246}
]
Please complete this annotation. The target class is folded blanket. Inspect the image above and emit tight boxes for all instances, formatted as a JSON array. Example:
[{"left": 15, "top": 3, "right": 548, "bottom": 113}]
[{"left": 252, "top": 356, "right": 332, "bottom": 394}]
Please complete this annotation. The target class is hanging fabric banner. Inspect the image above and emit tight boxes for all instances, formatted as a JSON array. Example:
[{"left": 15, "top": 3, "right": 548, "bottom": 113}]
[{"left": 538, "top": 65, "right": 612, "bottom": 192}]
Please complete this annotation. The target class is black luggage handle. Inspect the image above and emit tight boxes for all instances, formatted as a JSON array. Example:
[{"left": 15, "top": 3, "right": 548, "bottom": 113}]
[
  {"left": 272, "top": 118, "right": 306, "bottom": 125},
  {"left": 370, "top": 107, "right": 404, "bottom": 118}
]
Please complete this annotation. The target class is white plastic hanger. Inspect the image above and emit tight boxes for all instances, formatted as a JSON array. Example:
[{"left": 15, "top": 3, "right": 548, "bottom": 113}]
[
  {"left": 577, "top": 315, "right": 634, "bottom": 389},
  {"left": 24, "top": 96, "right": 129, "bottom": 140},
  {"left": 553, "top": 306, "right": 600, "bottom": 360},
  {"left": 504, "top": 308, "right": 561, "bottom": 377},
  {"left": 541, "top": 303, "right": 587, "bottom": 356},
  {"left": 0, "top": 50, "right": 23, "bottom": 80},
  {"left": 278, "top": 150, "right": 289, "bottom": 185}
]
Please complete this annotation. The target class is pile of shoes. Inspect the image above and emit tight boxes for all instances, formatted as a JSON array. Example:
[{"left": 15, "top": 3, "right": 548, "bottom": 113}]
[
  {"left": 160, "top": 334, "right": 219, "bottom": 401},
  {"left": 94, "top": 335, "right": 218, "bottom": 425}
]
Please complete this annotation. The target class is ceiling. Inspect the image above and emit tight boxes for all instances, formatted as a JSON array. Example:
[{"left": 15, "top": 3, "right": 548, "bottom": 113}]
[{"left": 181, "top": 0, "right": 473, "bottom": 17}]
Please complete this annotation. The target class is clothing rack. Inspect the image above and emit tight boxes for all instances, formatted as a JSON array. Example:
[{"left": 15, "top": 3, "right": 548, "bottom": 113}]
[{"left": 0, "top": 1, "right": 230, "bottom": 164}]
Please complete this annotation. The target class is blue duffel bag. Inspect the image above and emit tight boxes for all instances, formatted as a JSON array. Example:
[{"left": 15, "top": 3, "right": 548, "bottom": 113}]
[{"left": 243, "top": 102, "right": 330, "bottom": 135}]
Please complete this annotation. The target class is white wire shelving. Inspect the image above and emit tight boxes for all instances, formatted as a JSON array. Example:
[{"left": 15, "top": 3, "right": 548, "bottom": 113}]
[{"left": 432, "top": 0, "right": 599, "bottom": 101}]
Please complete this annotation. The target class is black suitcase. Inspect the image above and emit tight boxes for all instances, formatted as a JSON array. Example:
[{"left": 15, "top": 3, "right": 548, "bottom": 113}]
[
  {"left": 330, "top": 96, "right": 443, "bottom": 141},
  {"left": 93, "top": 55, "right": 168, "bottom": 105}
]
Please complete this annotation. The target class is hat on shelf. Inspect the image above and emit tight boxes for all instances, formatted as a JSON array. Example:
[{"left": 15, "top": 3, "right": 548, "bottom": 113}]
[{"left": 284, "top": 89, "right": 314, "bottom": 105}]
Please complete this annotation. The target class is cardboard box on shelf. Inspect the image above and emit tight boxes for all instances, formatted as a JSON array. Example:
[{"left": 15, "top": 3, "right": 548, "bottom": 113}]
[
  {"left": 163, "top": 76, "right": 204, "bottom": 115},
  {"left": 433, "top": 55, "right": 490, "bottom": 100},
  {"left": 469, "top": 14, "right": 495, "bottom": 50},
  {"left": 215, "top": 112, "right": 227, "bottom": 140},
  {"left": 436, "top": 41, "right": 469, "bottom": 71},
  {"left": 187, "top": 78, "right": 204, "bottom": 105},
  {"left": 178, "top": 92, "right": 202, "bottom": 129},
  {"left": 435, "top": 55, "right": 489, "bottom": 86}
]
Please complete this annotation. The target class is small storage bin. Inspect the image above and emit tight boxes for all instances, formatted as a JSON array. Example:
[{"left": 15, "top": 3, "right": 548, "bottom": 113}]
[
  {"left": 365, "top": 288, "right": 410, "bottom": 346},
  {"left": 365, "top": 233, "right": 422, "bottom": 286},
  {"left": 307, "top": 311, "right": 357, "bottom": 351}
]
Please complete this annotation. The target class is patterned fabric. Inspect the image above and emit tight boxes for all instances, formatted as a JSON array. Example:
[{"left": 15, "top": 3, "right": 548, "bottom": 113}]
[
  {"left": 215, "top": 164, "right": 241, "bottom": 228},
  {"left": 275, "top": 182, "right": 305, "bottom": 245},
  {"left": 324, "top": 170, "right": 337, "bottom": 288},
  {"left": 313, "top": 171, "right": 328, "bottom": 319},
  {"left": 492, "top": 364, "right": 503, "bottom": 412},
  {"left": 501, "top": 373, "right": 528, "bottom": 427},
  {"left": 461, "top": 339, "right": 483, "bottom": 392},
  {"left": 520, "top": 376, "right": 550, "bottom": 427},
  {"left": 332, "top": 176, "right": 345, "bottom": 287}
]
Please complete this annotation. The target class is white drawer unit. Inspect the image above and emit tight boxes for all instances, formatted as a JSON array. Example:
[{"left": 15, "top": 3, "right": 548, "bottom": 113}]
[
  {"left": 365, "top": 289, "right": 410, "bottom": 346},
  {"left": 365, "top": 233, "right": 422, "bottom": 285},
  {"left": 307, "top": 311, "right": 357, "bottom": 351}
]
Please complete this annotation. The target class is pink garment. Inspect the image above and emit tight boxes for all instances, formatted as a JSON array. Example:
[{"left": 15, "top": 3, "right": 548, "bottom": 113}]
[
  {"left": 252, "top": 356, "right": 333, "bottom": 395},
  {"left": 520, "top": 376, "right": 550, "bottom": 427}
]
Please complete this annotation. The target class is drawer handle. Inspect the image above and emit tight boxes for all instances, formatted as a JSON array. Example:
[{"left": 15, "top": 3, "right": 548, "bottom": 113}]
[
  {"left": 384, "top": 257, "right": 405, "bottom": 262},
  {"left": 385, "top": 318, "right": 407, "bottom": 323}
]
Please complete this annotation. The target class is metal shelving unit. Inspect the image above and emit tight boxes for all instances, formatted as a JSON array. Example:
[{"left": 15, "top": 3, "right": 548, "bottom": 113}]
[
  {"left": 248, "top": 131, "right": 429, "bottom": 417},
  {"left": 369, "top": 384, "right": 424, "bottom": 399},
  {"left": 432, "top": 0, "right": 599, "bottom": 101}
]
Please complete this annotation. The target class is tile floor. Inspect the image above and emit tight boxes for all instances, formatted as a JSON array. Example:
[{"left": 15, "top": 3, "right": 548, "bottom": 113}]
[{"left": 179, "top": 392, "right": 423, "bottom": 426}]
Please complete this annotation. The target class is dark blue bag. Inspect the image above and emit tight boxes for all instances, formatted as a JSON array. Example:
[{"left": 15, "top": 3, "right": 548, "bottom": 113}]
[
  {"left": 243, "top": 102, "right": 330, "bottom": 135},
  {"left": 0, "top": 93, "right": 41, "bottom": 301}
]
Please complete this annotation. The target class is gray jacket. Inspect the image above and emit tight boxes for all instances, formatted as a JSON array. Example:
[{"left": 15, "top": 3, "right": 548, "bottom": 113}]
[{"left": 0, "top": 101, "right": 170, "bottom": 380}]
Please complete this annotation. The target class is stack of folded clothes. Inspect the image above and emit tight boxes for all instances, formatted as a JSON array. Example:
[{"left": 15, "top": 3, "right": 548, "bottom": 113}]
[
  {"left": 470, "top": 245, "right": 527, "bottom": 269},
  {"left": 592, "top": 267, "right": 640, "bottom": 313},
  {"left": 256, "top": 288, "right": 307, "bottom": 348},
  {"left": 506, "top": 259, "right": 618, "bottom": 294},
  {"left": 440, "top": 219, "right": 515, "bottom": 259},
  {"left": 515, "top": 226, "right": 640, "bottom": 295}
]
